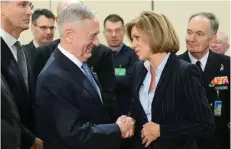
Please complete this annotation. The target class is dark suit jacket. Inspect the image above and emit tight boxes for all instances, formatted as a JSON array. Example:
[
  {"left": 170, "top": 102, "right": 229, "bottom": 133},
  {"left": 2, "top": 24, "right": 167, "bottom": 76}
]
[
  {"left": 35, "top": 39, "right": 116, "bottom": 120},
  {"left": 1, "top": 73, "right": 21, "bottom": 149},
  {"left": 130, "top": 54, "right": 215, "bottom": 149},
  {"left": 1, "top": 38, "right": 35, "bottom": 149},
  {"left": 23, "top": 41, "right": 38, "bottom": 82},
  {"left": 178, "top": 50, "right": 230, "bottom": 149},
  {"left": 23, "top": 41, "right": 38, "bottom": 67},
  {"left": 113, "top": 44, "right": 138, "bottom": 118},
  {"left": 35, "top": 49, "right": 121, "bottom": 149}
]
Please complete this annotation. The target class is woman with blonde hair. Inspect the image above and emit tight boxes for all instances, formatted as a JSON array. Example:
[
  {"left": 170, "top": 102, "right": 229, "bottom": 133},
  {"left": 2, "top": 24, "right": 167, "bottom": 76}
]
[{"left": 126, "top": 11, "right": 215, "bottom": 149}]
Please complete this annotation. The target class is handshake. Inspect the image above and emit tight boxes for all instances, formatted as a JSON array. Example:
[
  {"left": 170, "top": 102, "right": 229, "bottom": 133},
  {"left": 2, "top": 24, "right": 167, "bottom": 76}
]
[{"left": 116, "top": 115, "right": 135, "bottom": 138}]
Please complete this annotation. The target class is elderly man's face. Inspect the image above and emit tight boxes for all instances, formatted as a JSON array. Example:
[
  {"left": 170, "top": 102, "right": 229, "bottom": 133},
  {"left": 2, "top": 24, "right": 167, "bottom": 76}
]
[
  {"left": 186, "top": 16, "right": 215, "bottom": 54},
  {"left": 210, "top": 33, "right": 229, "bottom": 54},
  {"left": 69, "top": 18, "right": 100, "bottom": 62},
  {"left": 1, "top": 1, "right": 33, "bottom": 31}
]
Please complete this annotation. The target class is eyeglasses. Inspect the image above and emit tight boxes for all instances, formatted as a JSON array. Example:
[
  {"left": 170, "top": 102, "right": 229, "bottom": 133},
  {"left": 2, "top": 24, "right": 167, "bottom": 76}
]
[
  {"left": 215, "top": 40, "right": 228, "bottom": 45},
  {"left": 17, "top": 2, "right": 34, "bottom": 10},
  {"left": 34, "top": 25, "right": 56, "bottom": 31}
]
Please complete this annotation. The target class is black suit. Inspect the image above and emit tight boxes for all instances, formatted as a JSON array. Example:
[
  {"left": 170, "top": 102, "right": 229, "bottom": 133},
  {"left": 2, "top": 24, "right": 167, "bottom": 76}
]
[
  {"left": 36, "top": 49, "right": 121, "bottom": 149},
  {"left": 22, "top": 41, "right": 38, "bottom": 82},
  {"left": 23, "top": 41, "right": 38, "bottom": 67},
  {"left": 130, "top": 53, "right": 215, "bottom": 149},
  {"left": 1, "top": 37, "right": 35, "bottom": 149},
  {"left": 178, "top": 50, "right": 230, "bottom": 149},
  {"left": 112, "top": 44, "right": 138, "bottom": 119},
  {"left": 1, "top": 73, "right": 21, "bottom": 149},
  {"left": 35, "top": 39, "right": 116, "bottom": 119}
]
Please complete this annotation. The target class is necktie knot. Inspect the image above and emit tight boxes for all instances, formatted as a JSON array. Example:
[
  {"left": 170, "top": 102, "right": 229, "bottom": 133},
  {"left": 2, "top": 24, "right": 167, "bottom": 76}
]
[
  {"left": 14, "top": 41, "right": 22, "bottom": 51},
  {"left": 196, "top": 61, "right": 202, "bottom": 71}
]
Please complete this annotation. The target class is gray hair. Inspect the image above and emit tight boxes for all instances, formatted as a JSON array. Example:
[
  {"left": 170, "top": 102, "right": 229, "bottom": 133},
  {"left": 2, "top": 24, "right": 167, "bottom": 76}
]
[
  {"left": 189, "top": 12, "right": 219, "bottom": 35},
  {"left": 57, "top": 3, "right": 97, "bottom": 36}
]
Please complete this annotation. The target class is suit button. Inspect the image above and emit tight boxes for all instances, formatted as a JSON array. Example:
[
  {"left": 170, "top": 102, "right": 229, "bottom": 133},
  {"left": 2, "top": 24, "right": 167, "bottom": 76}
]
[{"left": 210, "top": 103, "right": 213, "bottom": 107}]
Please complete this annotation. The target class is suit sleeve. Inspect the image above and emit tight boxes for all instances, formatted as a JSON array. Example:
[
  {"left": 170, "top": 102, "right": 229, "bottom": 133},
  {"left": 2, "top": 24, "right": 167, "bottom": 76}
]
[
  {"left": 36, "top": 74, "right": 121, "bottom": 149},
  {"left": 151, "top": 64, "right": 215, "bottom": 148},
  {"left": 20, "top": 125, "right": 35, "bottom": 149}
]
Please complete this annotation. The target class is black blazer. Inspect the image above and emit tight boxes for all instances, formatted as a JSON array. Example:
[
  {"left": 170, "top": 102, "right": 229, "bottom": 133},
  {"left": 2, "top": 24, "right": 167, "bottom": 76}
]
[
  {"left": 35, "top": 39, "right": 116, "bottom": 118},
  {"left": 130, "top": 53, "right": 215, "bottom": 149},
  {"left": 35, "top": 49, "right": 121, "bottom": 149},
  {"left": 1, "top": 38, "right": 35, "bottom": 148},
  {"left": 178, "top": 50, "right": 230, "bottom": 149},
  {"left": 23, "top": 41, "right": 38, "bottom": 67},
  {"left": 1, "top": 73, "right": 21, "bottom": 149}
]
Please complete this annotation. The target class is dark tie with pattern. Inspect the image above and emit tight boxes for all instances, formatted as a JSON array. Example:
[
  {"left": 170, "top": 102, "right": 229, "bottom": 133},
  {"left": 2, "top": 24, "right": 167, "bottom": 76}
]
[
  {"left": 196, "top": 61, "right": 203, "bottom": 72},
  {"left": 14, "top": 41, "right": 28, "bottom": 88}
]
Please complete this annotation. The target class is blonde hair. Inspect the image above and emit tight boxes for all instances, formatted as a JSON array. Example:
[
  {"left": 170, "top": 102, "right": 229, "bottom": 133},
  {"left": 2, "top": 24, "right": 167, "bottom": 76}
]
[{"left": 126, "top": 11, "right": 179, "bottom": 53}]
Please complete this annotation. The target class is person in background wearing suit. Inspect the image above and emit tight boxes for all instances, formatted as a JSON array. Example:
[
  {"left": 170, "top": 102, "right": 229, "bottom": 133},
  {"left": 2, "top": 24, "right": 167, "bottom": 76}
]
[
  {"left": 0, "top": 1, "right": 43, "bottom": 149},
  {"left": 34, "top": 0, "right": 116, "bottom": 119},
  {"left": 210, "top": 31, "right": 230, "bottom": 55},
  {"left": 103, "top": 14, "right": 138, "bottom": 121},
  {"left": 178, "top": 12, "right": 230, "bottom": 149},
  {"left": 35, "top": 4, "right": 135, "bottom": 149},
  {"left": 126, "top": 11, "right": 215, "bottom": 149},
  {"left": 23, "top": 9, "right": 55, "bottom": 84}
]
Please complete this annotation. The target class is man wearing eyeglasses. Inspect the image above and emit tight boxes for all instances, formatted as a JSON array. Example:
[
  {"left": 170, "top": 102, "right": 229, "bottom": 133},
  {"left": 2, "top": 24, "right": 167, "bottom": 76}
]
[
  {"left": 1, "top": 1, "right": 43, "bottom": 149},
  {"left": 23, "top": 9, "right": 55, "bottom": 85},
  {"left": 210, "top": 31, "right": 230, "bottom": 55}
]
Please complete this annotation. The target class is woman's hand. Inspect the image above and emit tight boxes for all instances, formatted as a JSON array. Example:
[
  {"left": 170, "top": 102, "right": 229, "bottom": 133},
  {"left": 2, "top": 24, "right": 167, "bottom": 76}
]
[{"left": 141, "top": 122, "right": 160, "bottom": 147}]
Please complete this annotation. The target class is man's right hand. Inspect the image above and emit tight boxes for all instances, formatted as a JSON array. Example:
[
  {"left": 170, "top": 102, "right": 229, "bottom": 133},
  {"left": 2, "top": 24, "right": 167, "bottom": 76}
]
[
  {"left": 30, "top": 137, "right": 43, "bottom": 149},
  {"left": 116, "top": 115, "right": 135, "bottom": 138}
]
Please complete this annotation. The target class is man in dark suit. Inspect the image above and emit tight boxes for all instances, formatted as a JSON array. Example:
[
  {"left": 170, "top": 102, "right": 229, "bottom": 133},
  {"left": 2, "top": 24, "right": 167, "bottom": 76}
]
[
  {"left": 1, "top": 1, "right": 43, "bottom": 149},
  {"left": 34, "top": 0, "right": 116, "bottom": 119},
  {"left": 23, "top": 9, "right": 55, "bottom": 80},
  {"left": 178, "top": 12, "right": 230, "bottom": 149},
  {"left": 35, "top": 4, "right": 134, "bottom": 149},
  {"left": 1, "top": 73, "right": 21, "bottom": 149},
  {"left": 103, "top": 14, "right": 138, "bottom": 120}
]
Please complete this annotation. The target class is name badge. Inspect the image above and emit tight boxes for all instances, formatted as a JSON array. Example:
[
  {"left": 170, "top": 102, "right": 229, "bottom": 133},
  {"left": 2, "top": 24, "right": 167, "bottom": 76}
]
[
  {"left": 214, "top": 100, "right": 222, "bottom": 116},
  {"left": 115, "top": 68, "right": 126, "bottom": 76}
]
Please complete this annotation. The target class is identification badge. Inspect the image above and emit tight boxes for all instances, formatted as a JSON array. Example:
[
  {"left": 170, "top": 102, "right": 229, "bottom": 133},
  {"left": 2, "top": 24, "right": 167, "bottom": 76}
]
[
  {"left": 214, "top": 100, "right": 222, "bottom": 116},
  {"left": 115, "top": 68, "right": 126, "bottom": 76}
]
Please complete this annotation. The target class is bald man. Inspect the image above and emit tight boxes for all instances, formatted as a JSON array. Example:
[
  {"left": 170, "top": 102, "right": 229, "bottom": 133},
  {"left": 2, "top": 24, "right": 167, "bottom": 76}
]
[
  {"left": 34, "top": 0, "right": 117, "bottom": 121},
  {"left": 210, "top": 32, "right": 230, "bottom": 55}
]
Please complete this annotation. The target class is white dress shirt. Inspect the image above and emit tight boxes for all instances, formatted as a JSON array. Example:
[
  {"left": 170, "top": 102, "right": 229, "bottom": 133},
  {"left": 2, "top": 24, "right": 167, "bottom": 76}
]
[
  {"left": 58, "top": 44, "right": 102, "bottom": 102},
  {"left": 0, "top": 28, "right": 19, "bottom": 61},
  {"left": 139, "top": 53, "right": 170, "bottom": 121},
  {"left": 188, "top": 50, "right": 209, "bottom": 71}
]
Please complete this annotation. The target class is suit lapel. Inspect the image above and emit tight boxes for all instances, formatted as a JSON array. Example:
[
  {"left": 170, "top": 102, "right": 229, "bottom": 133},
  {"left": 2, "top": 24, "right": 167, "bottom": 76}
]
[
  {"left": 204, "top": 51, "right": 217, "bottom": 82},
  {"left": 134, "top": 62, "right": 149, "bottom": 121},
  {"left": 1, "top": 38, "right": 28, "bottom": 93},
  {"left": 53, "top": 49, "right": 102, "bottom": 103},
  {"left": 180, "top": 51, "right": 191, "bottom": 63},
  {"left": 151, "top": 54, "right": 177, "bottom": 121}
]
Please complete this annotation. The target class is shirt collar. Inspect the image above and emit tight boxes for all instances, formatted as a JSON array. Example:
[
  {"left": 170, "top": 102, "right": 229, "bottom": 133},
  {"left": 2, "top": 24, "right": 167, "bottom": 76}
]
[
  {"left": 33, "top": 40, "right": 39, "bottom": 48},
  {"left": 188, "top": 50, "right": 209, "bottom": 70},
  {"left": 114, "top": 43, "right": 124, "bottom": 53},
  {"left": 0, "top": 28, "right": 17, "bottom": 47},
  {"left": 144, "top": 53, "right": 170, "bottom": 75},
  {"left": 58, "top": 44, "right": 83, "bottom": 69}
]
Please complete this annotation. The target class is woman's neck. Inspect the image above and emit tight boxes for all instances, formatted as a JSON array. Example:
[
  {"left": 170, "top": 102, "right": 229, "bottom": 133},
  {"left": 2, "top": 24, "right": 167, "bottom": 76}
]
[{"left": 148, "top": 52, "right": 168, "bottom": 71}]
